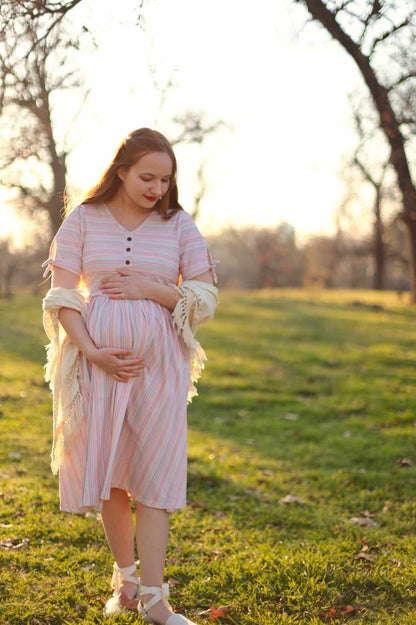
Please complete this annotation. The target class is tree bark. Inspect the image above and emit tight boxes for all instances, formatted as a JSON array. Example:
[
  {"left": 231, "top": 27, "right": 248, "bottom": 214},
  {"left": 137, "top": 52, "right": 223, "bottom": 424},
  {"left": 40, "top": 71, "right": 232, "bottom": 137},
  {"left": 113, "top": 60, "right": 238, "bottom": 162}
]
[
  {"left": 373, "top": 186, "right": 385, "bottom": 290},
  {"left": 299, "top": 0, "right": 416, "bottom": 301}
]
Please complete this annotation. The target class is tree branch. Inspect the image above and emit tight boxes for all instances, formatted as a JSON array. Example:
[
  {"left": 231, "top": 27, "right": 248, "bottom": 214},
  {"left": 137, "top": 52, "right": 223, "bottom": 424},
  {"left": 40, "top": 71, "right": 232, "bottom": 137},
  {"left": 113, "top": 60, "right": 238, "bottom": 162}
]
[{"left": 369, "top": 17, "right": 411, "bottom": 57}]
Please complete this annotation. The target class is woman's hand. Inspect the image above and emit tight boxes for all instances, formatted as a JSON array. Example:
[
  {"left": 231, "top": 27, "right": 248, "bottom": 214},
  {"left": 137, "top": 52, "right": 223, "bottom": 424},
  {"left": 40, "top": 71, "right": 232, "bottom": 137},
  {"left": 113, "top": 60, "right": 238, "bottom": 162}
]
[
  {"left": 87, "top": 347, "right": 146, "bottom": 382},
  {"left": 100, "top": 268, "right": 154, "bottom": 300}
]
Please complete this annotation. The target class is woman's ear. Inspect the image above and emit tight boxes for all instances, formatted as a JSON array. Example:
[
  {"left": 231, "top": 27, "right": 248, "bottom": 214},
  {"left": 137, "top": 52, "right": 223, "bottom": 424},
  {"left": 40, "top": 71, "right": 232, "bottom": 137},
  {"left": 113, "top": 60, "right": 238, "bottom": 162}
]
[{"left": 117, "top": 166, "right": 126, "bottom": 181}]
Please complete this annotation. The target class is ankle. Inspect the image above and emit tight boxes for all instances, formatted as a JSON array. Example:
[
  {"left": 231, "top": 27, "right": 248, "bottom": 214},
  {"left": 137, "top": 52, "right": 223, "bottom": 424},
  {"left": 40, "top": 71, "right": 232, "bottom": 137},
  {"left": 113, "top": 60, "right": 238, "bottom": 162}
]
[{"left": 120, "top": 580, "right": 139, "bottom": 600}]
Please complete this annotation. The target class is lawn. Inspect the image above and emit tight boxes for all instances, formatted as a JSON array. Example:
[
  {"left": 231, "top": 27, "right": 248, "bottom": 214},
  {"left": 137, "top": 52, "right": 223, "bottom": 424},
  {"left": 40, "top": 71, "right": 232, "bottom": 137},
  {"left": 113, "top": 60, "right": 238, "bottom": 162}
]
[{"left": 0, "top": 288, "right": 415, "bottom": 624}]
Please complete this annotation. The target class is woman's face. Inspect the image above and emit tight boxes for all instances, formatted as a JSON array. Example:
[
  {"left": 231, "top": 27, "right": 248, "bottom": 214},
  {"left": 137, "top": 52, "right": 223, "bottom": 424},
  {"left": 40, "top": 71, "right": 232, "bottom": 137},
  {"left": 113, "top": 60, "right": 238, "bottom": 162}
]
[{"left": 118, "top": 151, "right": 173, "bottom": 210}]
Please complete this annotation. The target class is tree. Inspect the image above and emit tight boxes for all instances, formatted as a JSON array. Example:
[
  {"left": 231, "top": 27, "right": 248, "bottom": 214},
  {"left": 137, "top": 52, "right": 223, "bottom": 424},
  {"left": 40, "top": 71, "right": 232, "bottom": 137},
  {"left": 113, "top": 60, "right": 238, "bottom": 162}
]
[
  {"left": 0, "top": 8, "right": 85, "bottom": 236},
  {"left": 295, "top": 0, "right": 416, "bottom": 300},
  {"left": 170, "top": 111, "right": 227, "bottom": 220}
]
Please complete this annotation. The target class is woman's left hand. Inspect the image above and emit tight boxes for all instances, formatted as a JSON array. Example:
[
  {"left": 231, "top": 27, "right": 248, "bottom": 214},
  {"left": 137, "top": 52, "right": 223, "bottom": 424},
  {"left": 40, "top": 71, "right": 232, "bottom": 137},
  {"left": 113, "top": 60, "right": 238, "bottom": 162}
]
[{"left": 100, "top": 268, "right": 154, "bottom": 299}]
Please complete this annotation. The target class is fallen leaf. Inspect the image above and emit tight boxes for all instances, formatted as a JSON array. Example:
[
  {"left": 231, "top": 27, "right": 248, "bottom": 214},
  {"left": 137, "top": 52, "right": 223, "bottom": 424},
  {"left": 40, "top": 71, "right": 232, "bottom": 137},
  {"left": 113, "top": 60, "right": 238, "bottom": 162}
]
[
  {"left": 358, "top": 535, "right": 378, "bottom": 551},
  {"left": 319, "top": 605, "right": 363, "bottom": 621},
  {"left": 190, "top": 500, "right": 208, "bottom": 508},
  {"left": 168, "top": 578, "right": 180, "bottom": 587},
  {"left": 396, "top": 458, "right": 413, "bottom": 467},
  {"left": 0, "top": 523, "right": 12, "bottom": 528},
  {"left": 343, "top": 605, "right": 356, "bottom": 614},
  {"left": 279, "top": 494, "right": 306, "bottom": 505},
  {"left": 197, "top": 604, "right": 232, "bottom": 619},
  {"left": 342, "top": 605, "right": 364, "bottom": 615},
  {"left": 349, "top": 517, "right": 378, "bottom": 528},
  {"left": 318, "top": 606, "right": 337, "bottom": 621},
  {"left": 352, "top": 552, "right": 377, "bottom": 562},
  {"left": 0, "top": 537, "right": 29, "bottom": 551},
  {"left": 209, "top": 604, "right": 231, "bottom": 620},
  {"left": 85, "top": 511, "right": 100, "bottom": 519},
  {"left": 80, "top": 563, "right": 95, "bottom": 571}
]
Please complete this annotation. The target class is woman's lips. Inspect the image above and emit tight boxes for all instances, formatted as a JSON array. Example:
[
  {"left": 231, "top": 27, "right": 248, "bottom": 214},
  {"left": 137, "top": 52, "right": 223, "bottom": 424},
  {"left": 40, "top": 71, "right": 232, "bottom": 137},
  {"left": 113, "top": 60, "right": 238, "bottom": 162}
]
[{"left": 144, "top": 195, "right": 158, "bottom": 201}]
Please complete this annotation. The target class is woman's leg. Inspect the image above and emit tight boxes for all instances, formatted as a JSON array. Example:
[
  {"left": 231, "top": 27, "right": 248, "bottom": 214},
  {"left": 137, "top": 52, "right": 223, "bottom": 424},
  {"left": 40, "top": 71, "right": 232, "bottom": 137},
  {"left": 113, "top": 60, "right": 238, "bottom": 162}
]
[
  {"left": 136, "top": 502, "right": 173, "bottom": 623},
  {"left": 101, "top": 487, "right": 138, "bottom": 599}
]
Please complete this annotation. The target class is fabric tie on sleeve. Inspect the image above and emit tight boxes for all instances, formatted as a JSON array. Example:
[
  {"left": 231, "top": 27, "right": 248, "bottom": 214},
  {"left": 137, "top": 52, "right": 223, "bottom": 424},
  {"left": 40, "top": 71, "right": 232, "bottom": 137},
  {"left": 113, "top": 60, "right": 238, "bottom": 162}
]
[
  {"left": 41, "top": 257, "right": 55, "bottom": 278},
  {"left": 207, "top": 249, "right": 220, "bottom": 284}
]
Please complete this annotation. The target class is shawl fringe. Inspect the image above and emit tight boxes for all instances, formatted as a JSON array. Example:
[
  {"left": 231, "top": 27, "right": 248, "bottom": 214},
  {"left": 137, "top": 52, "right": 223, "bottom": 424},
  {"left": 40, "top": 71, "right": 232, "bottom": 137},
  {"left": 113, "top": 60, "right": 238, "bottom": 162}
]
[
  {"left": 171, "top": 280, "right": 218, "bottom": 402},
  {"left": 42, "top": 287, "right": 87, "bottom": 474}
]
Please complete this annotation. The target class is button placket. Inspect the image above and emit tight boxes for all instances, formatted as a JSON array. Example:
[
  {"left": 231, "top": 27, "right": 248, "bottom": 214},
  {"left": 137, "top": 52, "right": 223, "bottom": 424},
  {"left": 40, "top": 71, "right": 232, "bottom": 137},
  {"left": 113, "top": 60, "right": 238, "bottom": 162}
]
[{"left": 125, "top": 235, "right": 132, "bottom": 265}]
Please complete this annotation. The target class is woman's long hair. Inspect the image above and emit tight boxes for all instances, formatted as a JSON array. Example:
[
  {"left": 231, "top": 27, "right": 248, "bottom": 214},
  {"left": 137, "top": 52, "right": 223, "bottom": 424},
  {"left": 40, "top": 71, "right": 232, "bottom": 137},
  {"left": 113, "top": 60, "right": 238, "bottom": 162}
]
[{"left": 80, "top": 128, "right": 183, "bottom": 220}]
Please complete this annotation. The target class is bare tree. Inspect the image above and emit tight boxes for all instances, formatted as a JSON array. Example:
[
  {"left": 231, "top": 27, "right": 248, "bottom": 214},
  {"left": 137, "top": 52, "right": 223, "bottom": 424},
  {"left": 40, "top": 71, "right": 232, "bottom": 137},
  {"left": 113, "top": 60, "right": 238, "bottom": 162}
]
[
  {"left": 0, "top": 1, "right": 84, "bottom": 53},
  {"left": 295, "top": 0, "right": 416, "bottom": 300},
  {"left": 0, "top": 12, "right": 85, "bottom": 236},
  {"left": 348, "top": 100, "right": 395, "bottom": 289}
]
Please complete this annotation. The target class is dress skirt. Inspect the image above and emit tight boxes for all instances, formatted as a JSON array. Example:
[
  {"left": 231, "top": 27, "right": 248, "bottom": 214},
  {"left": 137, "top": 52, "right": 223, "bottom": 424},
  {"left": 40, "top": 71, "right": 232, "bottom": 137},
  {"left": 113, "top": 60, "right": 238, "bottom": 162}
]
[{"left": 58, "top": 295, "right": 190, "bottom": 513}]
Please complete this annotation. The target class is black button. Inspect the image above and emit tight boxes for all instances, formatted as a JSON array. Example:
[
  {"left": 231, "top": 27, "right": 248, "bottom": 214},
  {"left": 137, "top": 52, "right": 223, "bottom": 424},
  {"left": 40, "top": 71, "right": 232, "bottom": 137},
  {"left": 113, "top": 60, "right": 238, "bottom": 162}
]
[
  {"left": 126, "top": 247, "right": 131, "bottom": 252},
  {"left": 125, "top": 260, "right": 130, "bottom": 265},
  {"left": 127, "top": 236, "right": 132, "bottom": 241}
]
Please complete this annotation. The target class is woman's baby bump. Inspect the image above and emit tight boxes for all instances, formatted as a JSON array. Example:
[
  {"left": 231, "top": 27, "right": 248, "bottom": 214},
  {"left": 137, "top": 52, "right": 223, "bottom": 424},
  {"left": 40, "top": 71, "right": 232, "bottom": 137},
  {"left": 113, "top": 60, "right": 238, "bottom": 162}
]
[{"left": 86, "top": 296, "right": 156, "bottom": 358}]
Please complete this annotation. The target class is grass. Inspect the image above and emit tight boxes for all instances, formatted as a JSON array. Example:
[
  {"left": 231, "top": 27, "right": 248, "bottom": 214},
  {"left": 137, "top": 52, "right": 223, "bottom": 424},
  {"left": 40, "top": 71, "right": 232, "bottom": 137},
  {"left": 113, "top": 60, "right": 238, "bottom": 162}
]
[{"left": 0, "top": 287, "right": 416, "bottom": 624}]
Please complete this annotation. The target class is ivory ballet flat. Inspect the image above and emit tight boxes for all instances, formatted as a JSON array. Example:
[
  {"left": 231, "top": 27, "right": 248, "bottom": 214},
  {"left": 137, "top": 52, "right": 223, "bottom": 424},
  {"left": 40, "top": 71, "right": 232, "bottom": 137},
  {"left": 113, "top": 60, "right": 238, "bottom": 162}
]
[
  {"left": 138, "top": 582, "right": 198, "bottom": 625},
  {"left": 103, "top": 562, "right": 140, "bottom": 616}
]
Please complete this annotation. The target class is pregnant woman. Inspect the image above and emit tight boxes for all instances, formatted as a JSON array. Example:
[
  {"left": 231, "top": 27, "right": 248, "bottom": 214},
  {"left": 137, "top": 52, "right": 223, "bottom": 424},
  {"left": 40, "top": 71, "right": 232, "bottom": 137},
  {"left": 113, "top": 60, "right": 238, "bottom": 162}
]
[{"left": 42, "top": 128, "right": 218, "bottom": 625}]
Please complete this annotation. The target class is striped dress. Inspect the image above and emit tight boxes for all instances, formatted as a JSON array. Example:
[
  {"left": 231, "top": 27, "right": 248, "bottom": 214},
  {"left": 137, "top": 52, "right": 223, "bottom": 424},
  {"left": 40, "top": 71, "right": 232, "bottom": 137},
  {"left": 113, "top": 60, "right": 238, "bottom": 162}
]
[{"left": 42, "top": 203, "right": 216, "bottom": 513}]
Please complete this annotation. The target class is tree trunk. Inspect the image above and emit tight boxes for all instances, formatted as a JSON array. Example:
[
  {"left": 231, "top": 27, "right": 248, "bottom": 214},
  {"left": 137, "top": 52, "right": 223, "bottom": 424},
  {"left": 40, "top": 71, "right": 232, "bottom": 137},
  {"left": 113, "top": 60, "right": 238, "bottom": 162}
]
[
  {"left": 299, "top": 0, "right": 416, "bottom": 301},
  {"left": 405, "top": 217, "right": 416, "bottom": 299},
  {"left": 373, "top": 186, "right": 385, "bottom": 290}
]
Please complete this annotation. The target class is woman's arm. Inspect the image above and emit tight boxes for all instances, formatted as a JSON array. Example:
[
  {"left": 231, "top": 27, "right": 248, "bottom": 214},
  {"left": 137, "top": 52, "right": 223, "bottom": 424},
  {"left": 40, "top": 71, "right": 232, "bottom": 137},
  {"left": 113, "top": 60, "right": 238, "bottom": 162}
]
[
  {"left": 52, "top": 267, "right": 99, "bottom": 359},
  {"left": 100, "top": 269, "right": 214, "bottom": 311},
  {"left": 52, "top": 267, "right": 145, "bottom": 382}
]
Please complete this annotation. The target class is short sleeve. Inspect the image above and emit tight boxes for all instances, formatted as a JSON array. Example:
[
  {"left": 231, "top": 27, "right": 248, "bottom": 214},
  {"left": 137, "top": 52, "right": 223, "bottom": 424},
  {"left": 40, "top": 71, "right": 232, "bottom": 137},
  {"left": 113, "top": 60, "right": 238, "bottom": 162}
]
[
  {"left": 178, "top": 211, "right": 219, "bottom": 283},
  {"left": 42, "top": 206, "right": 83, "bottom": 278}
]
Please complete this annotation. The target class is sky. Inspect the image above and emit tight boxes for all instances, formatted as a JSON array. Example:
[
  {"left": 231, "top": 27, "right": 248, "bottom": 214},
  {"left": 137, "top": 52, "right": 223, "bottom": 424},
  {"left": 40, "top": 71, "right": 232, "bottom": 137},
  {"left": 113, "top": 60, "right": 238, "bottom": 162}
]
[{"left": 2, "top": 0, "right": 364, "bottom": 245}]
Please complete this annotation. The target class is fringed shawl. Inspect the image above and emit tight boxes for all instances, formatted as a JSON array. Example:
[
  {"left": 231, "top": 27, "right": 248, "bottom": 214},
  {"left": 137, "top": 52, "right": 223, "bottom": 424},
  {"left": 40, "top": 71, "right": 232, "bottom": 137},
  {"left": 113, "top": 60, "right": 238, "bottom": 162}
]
[
  {"left": 42, "top": 287, "right": 87, "bottom": 474},
  {"left": 42, "top": 281, "right": 218, "bottom": 473},
  {"left": 171, "top": 280, "right": 219, "bottom": 402}
]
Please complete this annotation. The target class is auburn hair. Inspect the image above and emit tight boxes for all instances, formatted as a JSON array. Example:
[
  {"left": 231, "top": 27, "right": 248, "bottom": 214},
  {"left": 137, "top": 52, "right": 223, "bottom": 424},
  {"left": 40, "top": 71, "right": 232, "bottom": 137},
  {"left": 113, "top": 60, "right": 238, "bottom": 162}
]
[{"left": 80, "top": 128, "right": 183, "bottom": 220}]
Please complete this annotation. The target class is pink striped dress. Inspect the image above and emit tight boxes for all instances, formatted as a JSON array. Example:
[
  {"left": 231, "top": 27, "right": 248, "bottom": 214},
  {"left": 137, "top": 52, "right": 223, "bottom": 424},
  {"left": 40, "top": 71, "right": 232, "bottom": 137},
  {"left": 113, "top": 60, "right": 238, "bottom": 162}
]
[{"left": 43, "top": 203, "right": 217, "bottom": 513}]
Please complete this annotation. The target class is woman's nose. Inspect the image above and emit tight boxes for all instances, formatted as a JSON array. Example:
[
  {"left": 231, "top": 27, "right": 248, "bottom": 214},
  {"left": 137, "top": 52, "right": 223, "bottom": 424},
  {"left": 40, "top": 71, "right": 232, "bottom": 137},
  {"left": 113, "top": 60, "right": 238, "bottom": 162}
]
[{"left": 150, "top": 181, "right": 163, "bottom": 195}]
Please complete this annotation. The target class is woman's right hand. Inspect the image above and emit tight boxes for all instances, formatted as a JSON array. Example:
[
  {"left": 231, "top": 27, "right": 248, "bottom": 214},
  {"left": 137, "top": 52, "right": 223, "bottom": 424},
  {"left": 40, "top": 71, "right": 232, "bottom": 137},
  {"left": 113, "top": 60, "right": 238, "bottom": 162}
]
[{"left": 87, "top": 347, "right": 146, "bottom": 382}]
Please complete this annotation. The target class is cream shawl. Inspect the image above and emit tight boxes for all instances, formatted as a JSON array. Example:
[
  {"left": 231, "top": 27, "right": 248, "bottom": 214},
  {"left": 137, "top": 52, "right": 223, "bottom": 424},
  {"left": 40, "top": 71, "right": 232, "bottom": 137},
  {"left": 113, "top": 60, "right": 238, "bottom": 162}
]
[
  {"left": 42, "top": 287, "right": 87, "bottom": 475},
  {"left": 42, "top": 281, "right": 218, "bottom": 473},
  {"left": 171, "top": 280, "right": 219, "bottom": 402}
]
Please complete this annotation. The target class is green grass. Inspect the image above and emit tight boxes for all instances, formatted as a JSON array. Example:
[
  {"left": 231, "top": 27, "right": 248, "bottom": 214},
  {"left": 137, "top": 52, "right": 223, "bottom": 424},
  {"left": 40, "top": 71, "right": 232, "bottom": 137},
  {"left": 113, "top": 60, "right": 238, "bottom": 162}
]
[{"left": 1, "top": 288, "right": 416, "bottom": 624}]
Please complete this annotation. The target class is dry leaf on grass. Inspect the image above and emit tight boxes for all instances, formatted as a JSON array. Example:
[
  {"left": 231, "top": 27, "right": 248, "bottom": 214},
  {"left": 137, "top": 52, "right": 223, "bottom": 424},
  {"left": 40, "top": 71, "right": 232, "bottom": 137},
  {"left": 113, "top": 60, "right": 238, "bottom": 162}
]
[
  {"left": 198, "top": 604, "right": 232, "bottom": 620},
  {"left": 319, "top": 605, "right": 363, "bottom": 622},
  {"left": 0, "top": 537, "right": 29, "bottom": 551},
  {"left": 396, "top": 458, "right": 413, "bottom": 467},
  {"left": 358, "top": 535, "right": 379, "bottom": 551},
  {"left": 319, "top": 606, "right": 337, "bottom": 622},
  {"left": 80, "top": 563, "right": 95, "bottom": 572},
  {"left": 279, "top": 494, "right": 306, "bottom": 505},
  {"left": 349, "top": 516, "right": 378, "bottom": 527},
  {"left": 352, "top": 552, "right": 377, "bottom": 562},
  {"left": 85, "top": 511, "right": 101, "bottom": 520}
]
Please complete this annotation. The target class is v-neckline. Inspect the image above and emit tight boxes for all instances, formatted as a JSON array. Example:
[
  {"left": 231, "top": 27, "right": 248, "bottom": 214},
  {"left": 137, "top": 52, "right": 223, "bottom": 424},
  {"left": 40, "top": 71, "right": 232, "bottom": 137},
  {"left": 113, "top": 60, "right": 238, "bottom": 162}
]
[{"left": 104, "top": 203, "right": 154, "bottom": 233}]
